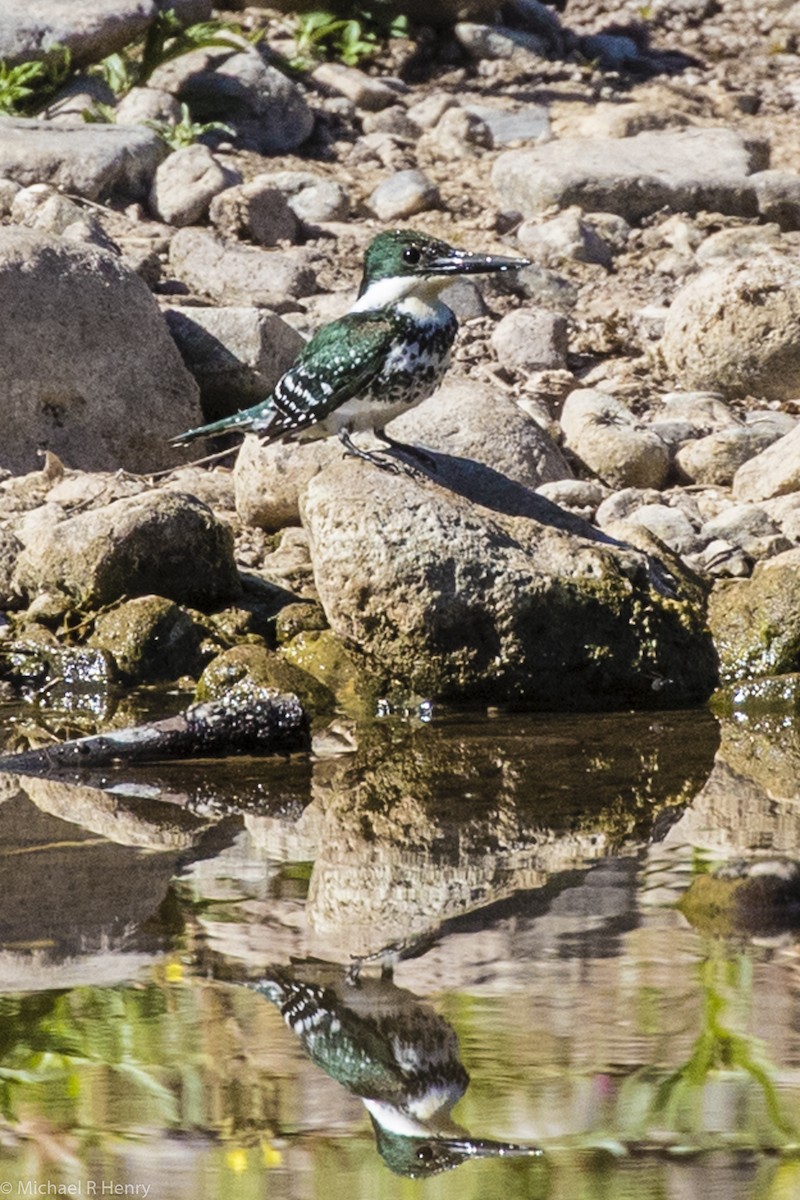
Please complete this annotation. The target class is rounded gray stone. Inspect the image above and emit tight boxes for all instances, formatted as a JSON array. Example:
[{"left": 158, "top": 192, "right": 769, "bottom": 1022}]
[{"left": 0, "top": 228, "right": 202, "bottom": 474}]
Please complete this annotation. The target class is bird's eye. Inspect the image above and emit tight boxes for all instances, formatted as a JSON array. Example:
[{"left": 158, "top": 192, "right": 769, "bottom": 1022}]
[
  {"left": 416, "top": 1144, "right": 435, "bottom": 1161},
  {"left": 403, "top": 246, "right": 421, "bottom": 264}
]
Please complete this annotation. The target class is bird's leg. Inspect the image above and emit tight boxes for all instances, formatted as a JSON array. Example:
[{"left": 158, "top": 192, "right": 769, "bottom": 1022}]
[
  {"left": 338, "top": 428, "right": 403, "bottom": 473},
  {"left": 374, "top": 429, "right": 438, "bottom": 473}
]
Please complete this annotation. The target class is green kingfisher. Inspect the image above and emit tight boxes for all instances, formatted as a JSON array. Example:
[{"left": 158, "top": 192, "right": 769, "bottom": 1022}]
[
  {"left": 171, "top": 229, "right": 530, "bottom": 467},
  {"left": 254, "top": 964, "right": 543, "bottom": 1178}
]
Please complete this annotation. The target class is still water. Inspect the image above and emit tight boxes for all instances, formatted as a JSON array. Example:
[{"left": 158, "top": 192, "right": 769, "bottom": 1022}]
[{"left": 1, "top": 702, "right": 800, "bottom": 1199}]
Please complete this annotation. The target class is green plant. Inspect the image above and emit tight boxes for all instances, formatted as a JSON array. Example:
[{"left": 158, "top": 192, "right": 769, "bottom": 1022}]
[
  {"left": 145, "top": 101, "right": 234, "bottom": 149},
  {"left": 293, "top": 7, "right": 408, "bottom": 67},
  {"left": 0, "top": 60, "right": 45, "bottom": 114},
  {"left": 0, "top": 46, "right": 71, "bottom": 116},
  {"left": 95, "top": 10, "right": 263, "bottom": 97}
]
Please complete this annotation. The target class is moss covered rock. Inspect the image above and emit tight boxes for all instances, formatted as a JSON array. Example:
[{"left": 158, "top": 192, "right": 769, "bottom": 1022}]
[
  {"left": 707, "top": 548, "right": 800, "bottom": 684},
  {"left": 196, "top": 643, "right": 335, "bottom": 716},
  {"left": 90, "top": 595, "right": 205, "bottom": 683},
  {"left": 300, "top": 459, "right": 717, "bottom": 710}
]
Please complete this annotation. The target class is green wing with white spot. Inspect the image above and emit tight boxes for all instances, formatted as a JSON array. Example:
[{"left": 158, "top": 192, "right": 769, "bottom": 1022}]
[
  {"left": 171, "top": 311, "right": 396, "bottom": 447},
  {"left": 256, "top": 311, "right": 396, "bottom": 441}
]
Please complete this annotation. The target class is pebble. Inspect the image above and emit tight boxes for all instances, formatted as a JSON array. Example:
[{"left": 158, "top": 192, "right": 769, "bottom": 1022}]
[
  {"left": 662, "top": 256, "right": 800, "bottom": 401},
  {"left": 701, "top": 504, "right": 792, "bottom": 561},
  {"left": 288, "top": 181, "right": 350, "bottom": 224},
  {"left": 311, "top": 62, "right": 398, "bottom": 111},
  {"left": 517, "top": 207, "right": 614, "bottom": 266},
  {"left": 209, "top": 177, "right": 298, "bottom": 245},
  {"left": 454, "top": 22, "right": 549, "bottom": 59},
  {"left": 368, "top": 169, "right": 439, "bottom": 221},
  {"left": 674, "top": 426, "right": 778, "bottom": 486},
  {"left": 150, "top": 145, "right": 231, "bottom": 227},
  {"left": 560, "top": 389, "right": 670, "bottom": 489},
  {"left": 491, "top": 307, "right": 568, "bottom": 371}
]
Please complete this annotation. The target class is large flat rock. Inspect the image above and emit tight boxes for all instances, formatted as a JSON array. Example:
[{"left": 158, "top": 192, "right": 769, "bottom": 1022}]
[
  {"left": 492, "top": 127, "right": 768, "bottom": 221},
  {"left": 300, "top": 457, "right": 717, "bottom": 709},
  {"left": 0, "top": 116, "right": 166, "bottom": 200},
  {"left": 0, "top": 0, "right": 156, "bottom": 67}
]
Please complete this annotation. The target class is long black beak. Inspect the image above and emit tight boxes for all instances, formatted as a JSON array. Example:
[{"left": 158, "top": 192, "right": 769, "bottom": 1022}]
[
  {"left": 439, "top": 1135, "right": 544, "bottom": 1160},
  {"left": 426, "top": 249, "right": 530, "bottom": 276}
]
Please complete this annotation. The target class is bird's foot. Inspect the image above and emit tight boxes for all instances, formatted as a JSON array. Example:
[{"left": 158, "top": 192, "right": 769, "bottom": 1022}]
[
  {"left": 374, "top": 430, "right": 438, "bottom": 473},
  {"left": 338, "top": 430, "right": 416, "bottom": 475}
]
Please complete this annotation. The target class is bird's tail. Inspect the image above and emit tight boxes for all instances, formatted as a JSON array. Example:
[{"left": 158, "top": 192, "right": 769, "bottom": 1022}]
[{"left": 171, "top": 409, "right": 255, "bottom": 447}]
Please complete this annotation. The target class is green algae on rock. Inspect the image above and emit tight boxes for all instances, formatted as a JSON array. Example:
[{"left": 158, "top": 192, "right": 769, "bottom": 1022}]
[
  {"left": 300, "top": 459, "right": 718, "bottom": 711},
  {"left": 707, "top": 548, "right": 800, "bottom": 684},
  {"left": 196, "top": 643, "right": 335, "bottom": 717},
  {"left": 90, "top": 595, "right": 206, "bottom": 684}
]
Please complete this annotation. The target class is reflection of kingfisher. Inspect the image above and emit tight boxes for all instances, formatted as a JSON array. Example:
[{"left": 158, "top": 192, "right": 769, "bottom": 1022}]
[{"left": 254, "top": 964, "right": 543, "bottom": 1178}]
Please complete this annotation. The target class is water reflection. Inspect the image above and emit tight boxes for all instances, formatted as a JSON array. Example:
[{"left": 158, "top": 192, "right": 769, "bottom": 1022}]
[
  {"left": 5, "top": 702, "right": 800, "bottom": 1197},
  {"left": 253, "top": 962, "right": 543, "bottom": 1177}
]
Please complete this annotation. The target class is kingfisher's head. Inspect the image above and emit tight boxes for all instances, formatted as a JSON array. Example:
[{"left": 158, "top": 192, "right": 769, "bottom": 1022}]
[{"left": 355, "top": 229, "right": 529, "bottom": 308}]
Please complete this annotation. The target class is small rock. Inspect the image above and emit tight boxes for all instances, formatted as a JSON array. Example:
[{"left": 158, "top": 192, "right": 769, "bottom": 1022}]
[
  {"left": 388, "top": 378, "right": 573, "bottom": 493},
  {"left": 466, "top": 104, "right": 550, "bottom": 146},
  {"left": 90, "top": 595, "right": 203, "bottom": 682},
  {"left": 732, "top": 424, "right": 800, "bottom": 502},
  {"left": 168, "top": 227, "right": 316, "bottom": 310},
  {"left": 701, "top": 504, "right": 791, "bottom": 561},
  {"left": 196, "top": 643, "right": 334, "bottom": 715},
  {"left": 13, "top": 491, "right": 239, "bottom": 610},
  {"left": 662, "top": 257, "right": 800, "bottom": 402},
  {"left": 368, "top": 169, "right": 439, "bottom": 221},
  {"left": 626, "top": 503, "right": 699, "bottom": 555},
  {"left": 256, "top": 525, "right": 317, "bottom": 597},
  {"left": 695, "top": 223, "right": 782, "bottom": 265},
  {"left": 163, "top": 306, "right": 304, "bottom": 421},
  {"left": 406, "top": 93, "right": 459, "bottom": 129},
  {"left": 362, "top": 105, "right": 420, "bottom": 139},
  {"left": 311, "top": 62, "right": 398, "bottom": 111},
  {"left": 517, "top": 208, "right": 614, "bottom": 267},
  {"left": 209, "top": 177, "right": 298, "bottom": 245},
  {"left": 491, "top": 307, "right": 568, "bottom": 371},
  {"left": 427, "top": 108, "right": 492, "bottom": 158},
  {"left": 115, "top": 86, "right": 182, "bottom": 126},
  {"left": 751, "top": 169, "right": 800, "bottom": 231},
  {"left": 535, "top": 478, "right": 609, "bottom": 520},
  {"left": 454, "top": 22, "right": 549, "bottom": 58},
  {"left": 149, "top": 48, "right": 314, "bottom": 154},
  {"left": 690, "top": 538, "right": 751, "bottom": 578},
  {"left": 288, "top": 180, "right": 349, "bottom": 224},
  {"left": 675, "top": 425, "right": 779, "bottom": 486},
  {"left": 708, "top": 548, "right": 800, "bottom": 682},
  {"left": 439, "top": 280, "right": 487, "bottom": 320},
  {"left": 43, "top": 75, "right": 117, "bottom": 124},
  {"left": 509, "top": 263, "right": 578, "bottom": 311},
  {"left": 235, "top": 434, "right": 342, "bottom": 532},
  {"left": 0, "top": 1, "right": 154, "bottom": 68},
  {"left": 149, "top": 144, "right": 231, "bottom": 226},
  {"left": 560, "top": 390, "right": 670, "bottom": 489},
  {"left": 657, "top": 391, "right": 739, "bottom": 434}
]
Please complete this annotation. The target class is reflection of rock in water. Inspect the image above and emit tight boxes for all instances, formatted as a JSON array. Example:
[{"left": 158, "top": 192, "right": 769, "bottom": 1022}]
[
  {"left": 303, "top": 711, "right": 719, "bottom": 958},
  {"left": 253, "top": 962, "right": 542, "bottom": 1178},
  {"left": 645, "top": 711, "right": 800, "bottom": 933},
  {"left": 680, "top": 858, "right": 800, "bottom": 938}
]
